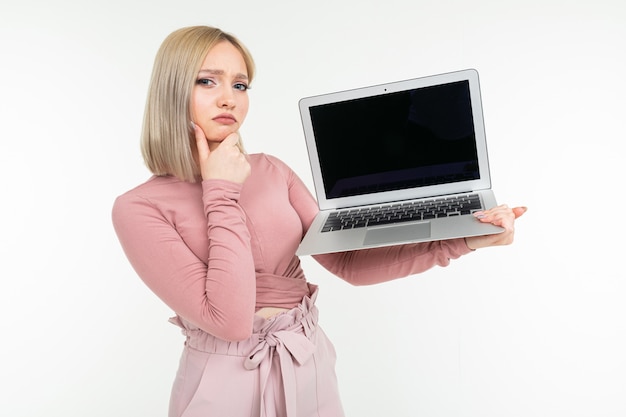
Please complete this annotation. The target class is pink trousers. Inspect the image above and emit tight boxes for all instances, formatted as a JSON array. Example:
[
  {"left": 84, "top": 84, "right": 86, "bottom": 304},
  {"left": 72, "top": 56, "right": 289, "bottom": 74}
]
[{"left": 167, "top": 285, "right": 345, "bottom": 417}]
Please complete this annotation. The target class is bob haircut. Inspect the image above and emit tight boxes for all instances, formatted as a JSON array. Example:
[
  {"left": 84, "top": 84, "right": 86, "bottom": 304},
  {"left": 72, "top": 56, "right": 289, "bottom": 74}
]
[{"left": 141, "top": 26, "right": 255, "bottom": 182}]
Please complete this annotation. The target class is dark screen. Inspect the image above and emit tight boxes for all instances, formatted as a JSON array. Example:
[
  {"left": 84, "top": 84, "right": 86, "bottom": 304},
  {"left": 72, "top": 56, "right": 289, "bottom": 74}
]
[{"left": 309, "top": 80, "right": 480, "bottom": 199}]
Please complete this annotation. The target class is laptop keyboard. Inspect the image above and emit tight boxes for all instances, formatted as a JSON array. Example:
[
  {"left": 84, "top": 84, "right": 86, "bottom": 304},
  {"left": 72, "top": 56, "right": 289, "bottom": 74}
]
[{"left": 321, "top": 193, "right": 483, "bottom": 232}]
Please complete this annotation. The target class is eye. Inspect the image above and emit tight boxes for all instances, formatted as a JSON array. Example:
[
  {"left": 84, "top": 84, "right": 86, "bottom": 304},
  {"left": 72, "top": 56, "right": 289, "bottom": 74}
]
[
  {"left": 234, "top": 82, "right": 249, "bottom": 91},
  {"left": 196, "top": 78, "right": 215, "bottom": 86}
]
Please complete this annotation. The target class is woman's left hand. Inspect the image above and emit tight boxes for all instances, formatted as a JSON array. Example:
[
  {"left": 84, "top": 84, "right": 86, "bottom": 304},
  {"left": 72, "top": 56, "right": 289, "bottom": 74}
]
[{"left": 464, "top": 205, "right": 527, "bottom": 250}]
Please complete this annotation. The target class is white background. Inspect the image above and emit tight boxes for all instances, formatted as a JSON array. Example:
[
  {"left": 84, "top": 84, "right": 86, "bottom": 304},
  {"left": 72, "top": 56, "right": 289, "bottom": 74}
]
[{"left": 1, "top": 1, "right": 625, "bottom": 416}]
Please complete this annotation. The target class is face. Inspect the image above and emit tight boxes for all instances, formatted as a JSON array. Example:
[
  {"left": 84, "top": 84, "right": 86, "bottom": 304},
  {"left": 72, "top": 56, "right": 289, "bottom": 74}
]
[{"left": 191, "top": 41, "right": 250, "bottom": 150}]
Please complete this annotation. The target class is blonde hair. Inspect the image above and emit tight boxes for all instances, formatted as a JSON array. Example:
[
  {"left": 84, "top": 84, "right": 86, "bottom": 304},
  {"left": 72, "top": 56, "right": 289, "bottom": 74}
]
[{"left": 140, "top": 26, "right": 255, "bottom": 182}]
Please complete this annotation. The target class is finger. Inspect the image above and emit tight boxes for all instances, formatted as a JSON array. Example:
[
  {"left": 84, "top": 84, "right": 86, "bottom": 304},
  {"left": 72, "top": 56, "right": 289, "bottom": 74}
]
[
  {"left": 192, "top": 121, "right": 210, "bottom": 159},
  {"left": 473, "top": 205, "right": 513, "bottom": 225},
  {"left": 479, "top": 205, "right": 526, "bottom": 221},
  {"left": 220, "top": 132, "right": 241, "bottom": 148},
  {"left": 512, "top": 206, "right": 528, "bottom": 219}
]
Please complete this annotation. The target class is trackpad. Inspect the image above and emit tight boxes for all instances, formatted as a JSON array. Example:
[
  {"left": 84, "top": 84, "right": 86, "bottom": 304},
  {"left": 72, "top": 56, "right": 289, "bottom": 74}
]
[{"left": 364, "top": 222, "right": 431, "bottom": 246}]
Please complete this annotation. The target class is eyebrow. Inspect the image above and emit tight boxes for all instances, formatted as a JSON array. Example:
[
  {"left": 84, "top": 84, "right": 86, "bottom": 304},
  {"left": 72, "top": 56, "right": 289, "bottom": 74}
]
[{"left": 198, "top": 69, "right": 248, "bottom": 80}]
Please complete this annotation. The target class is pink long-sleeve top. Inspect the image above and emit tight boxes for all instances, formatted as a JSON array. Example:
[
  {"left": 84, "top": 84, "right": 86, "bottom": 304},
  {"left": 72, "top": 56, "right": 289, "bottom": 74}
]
[{"left": 112, "top": 153, "right": 472, "bottom": 341}]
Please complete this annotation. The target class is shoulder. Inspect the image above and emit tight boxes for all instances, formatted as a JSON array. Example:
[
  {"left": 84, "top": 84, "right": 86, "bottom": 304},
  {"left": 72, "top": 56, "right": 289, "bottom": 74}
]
[
  {"left": 248, "top": 152, "right": 290, "bottom": 168},
  {"left": 248, "top": 153, "right": 296, "bottom": 178},
  {"left": 114, "top": 175, "right": 180, "bottom": 202},
  {"left": 112, "top": 175, "right": 198, "bottom": 216}
]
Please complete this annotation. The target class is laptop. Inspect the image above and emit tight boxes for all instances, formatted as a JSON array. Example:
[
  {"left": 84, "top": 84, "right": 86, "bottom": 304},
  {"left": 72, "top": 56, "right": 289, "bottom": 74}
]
[{"left": 296, "top": 68, "right": 504, "bottom": 256}]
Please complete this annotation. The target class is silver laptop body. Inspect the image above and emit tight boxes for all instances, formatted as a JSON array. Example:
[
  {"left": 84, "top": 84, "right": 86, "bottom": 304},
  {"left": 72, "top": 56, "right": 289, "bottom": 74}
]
[{"left": 296, "top": 69, "right": 503, "bottom": 256}]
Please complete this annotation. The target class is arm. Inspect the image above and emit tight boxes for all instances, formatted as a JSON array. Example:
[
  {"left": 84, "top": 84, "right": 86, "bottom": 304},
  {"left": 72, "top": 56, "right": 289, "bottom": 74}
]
[
  {"left": 112, "top": 180, "right": 256, "bottom": 342},
  {"left": 313, "top": 239, "right": 471, "bottom": 285},
  {"left": 315, "top": 205, "right": 528, "bottom": 284}
]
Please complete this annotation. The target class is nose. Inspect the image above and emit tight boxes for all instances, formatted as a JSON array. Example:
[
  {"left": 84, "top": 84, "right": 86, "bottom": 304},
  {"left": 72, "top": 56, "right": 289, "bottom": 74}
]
[{"left": 217, "top": 87, "right": 235, "bottom": 108}]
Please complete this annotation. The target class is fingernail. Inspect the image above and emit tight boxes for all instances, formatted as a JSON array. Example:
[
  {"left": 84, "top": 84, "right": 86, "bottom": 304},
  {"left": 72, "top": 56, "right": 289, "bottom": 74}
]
[
  {"left": 473, "top": 211, "right": 486, "bottom": 219},
  {"left": 189, "top": 121, "right": 196, "bottom": 129}
]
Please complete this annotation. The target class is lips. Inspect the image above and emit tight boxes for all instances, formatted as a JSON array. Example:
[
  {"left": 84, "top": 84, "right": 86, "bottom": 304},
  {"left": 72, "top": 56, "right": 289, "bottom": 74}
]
[{"left": 213, "top": 113, "right": 236, "bottom": 125}]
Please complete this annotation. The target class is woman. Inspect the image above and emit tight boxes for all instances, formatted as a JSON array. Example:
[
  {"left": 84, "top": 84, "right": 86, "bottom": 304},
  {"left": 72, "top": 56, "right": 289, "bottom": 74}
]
[{"left": 112, "top": 26, "right": 526, "bottom": 417}]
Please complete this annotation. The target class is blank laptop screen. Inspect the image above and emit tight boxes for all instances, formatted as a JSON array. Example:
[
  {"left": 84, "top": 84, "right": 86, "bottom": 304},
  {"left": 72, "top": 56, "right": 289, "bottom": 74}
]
[{"left": 308, "top": 80, "right": 480, "bottom": 199}]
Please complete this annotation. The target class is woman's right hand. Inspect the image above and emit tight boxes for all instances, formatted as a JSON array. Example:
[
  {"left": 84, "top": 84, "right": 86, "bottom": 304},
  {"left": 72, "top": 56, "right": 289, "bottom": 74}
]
[{"left": 193, "top": 122, "right": 251, "bottom": 184}]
